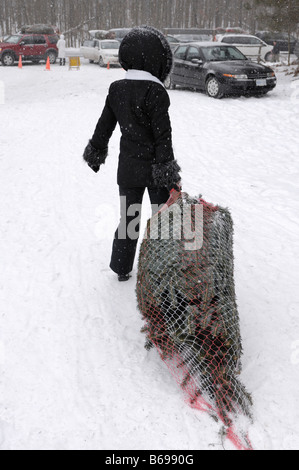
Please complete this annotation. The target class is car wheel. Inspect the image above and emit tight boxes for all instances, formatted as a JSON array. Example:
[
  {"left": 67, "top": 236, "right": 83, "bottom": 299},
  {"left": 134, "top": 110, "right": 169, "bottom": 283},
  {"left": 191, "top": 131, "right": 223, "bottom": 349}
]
[
  {"left": 2, "top": 52, "right": 15, "bottom": 66},
  {"left": 206, "top": 76, "right": 223, "bottom": 99},
  {"left": 47, "top": 51, "right": 57, "bottom": 64},
  {"left": 99, "top": 56, "right": 105, "bottom": 67},
  {"left": 164, "top": 75, "right": 176, "bottom": 90}
]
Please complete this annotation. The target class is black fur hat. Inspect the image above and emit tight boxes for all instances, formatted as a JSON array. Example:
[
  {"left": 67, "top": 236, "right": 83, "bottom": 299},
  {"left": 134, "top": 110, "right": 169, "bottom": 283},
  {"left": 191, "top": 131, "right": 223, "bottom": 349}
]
[{"left": 119, "top": 26, "right": 173, "bottom": 83}]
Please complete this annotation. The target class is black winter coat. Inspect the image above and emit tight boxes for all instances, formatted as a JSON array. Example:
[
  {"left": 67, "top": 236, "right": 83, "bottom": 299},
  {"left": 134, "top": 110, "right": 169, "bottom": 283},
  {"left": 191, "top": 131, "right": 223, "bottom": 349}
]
[
  {"left": 272, "top": 42, "right": 281, "bottom": 54},
  {"left": 83, "top": 26, "right": 181, "bottom": 189},
  {"left": 89, "top": 79, "right": 178, "bottom": 187}
]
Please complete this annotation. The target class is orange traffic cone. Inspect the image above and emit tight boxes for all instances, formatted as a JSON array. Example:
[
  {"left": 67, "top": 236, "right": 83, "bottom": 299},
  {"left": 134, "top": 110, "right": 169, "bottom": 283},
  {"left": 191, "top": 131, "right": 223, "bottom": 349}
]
[
  {"left": 107, "top": 61, "right": 110, "bottom": 70},
  {"left": 18, "top": 55, "right": 23, "bottom": 69},
  {"left": 46, "top": 56, "right": 51, "bottom": 71}
]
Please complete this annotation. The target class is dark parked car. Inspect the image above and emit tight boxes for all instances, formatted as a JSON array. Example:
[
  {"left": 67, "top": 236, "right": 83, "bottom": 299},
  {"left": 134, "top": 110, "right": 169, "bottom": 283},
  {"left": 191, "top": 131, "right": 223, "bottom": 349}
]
[
  {"left": 256, "top": 31, "right": 297, "bottom": 53},
  {"left": 0, "top": 33, "right": 58, "bottom": 66},
  {"left": 165, "top": 42, "right": 277, "bottom": 98}
]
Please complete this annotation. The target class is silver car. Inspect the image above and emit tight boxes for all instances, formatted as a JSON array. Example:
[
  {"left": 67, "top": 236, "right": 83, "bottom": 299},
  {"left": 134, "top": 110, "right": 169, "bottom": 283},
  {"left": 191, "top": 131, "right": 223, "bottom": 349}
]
[
  {"left": 216, "top": 34, "right": 274, "bottom": 62},
  {"left": 80, "top": 39, "right": 120, "bottom": 66}
]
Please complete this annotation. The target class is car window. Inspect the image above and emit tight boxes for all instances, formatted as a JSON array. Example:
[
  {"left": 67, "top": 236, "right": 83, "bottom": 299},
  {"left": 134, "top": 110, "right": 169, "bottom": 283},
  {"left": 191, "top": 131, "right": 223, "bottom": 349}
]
[
  {"left": 33, "top": 35, "right": 46, "bottom": 45},
  {"left": 221, "top": 36, "right": 235, "bottom": 44},
  {"left": 100, "top": 41, "right": 119, "bottom": 49},
  {"left": 21, "top": 35, "right": 35, "bottom": 45},
  {"left": 186, "top": 46, "right": 201, "bottom": 61},
  {"left": 4, "top": 35, "right": 21, "bottom": 44},
  {"left": 174, "top": 45, "right": 188, "bottom": 60},
  {"left": 223, "top": 36, "right": 248, "bottom": 44},
  {"left": 225, "top": 46, "right": 248, "bottom": 60},
  {"left": 248, "top": 37, "right": 262, "bottom": 45},
  {"left": 231, "top": 36, "right": 247, "bottom": 44},
  {"left": 202, "top": 45, "right": 247, "bottom": 61}
]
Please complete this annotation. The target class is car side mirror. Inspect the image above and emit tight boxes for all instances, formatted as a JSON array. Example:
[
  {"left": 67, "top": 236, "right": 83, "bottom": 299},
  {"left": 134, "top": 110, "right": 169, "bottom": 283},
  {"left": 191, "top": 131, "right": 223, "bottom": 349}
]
[
  {"left": 191, "top": 58, "right": 203, "bottom": 66},
  {"left": 20, "top": 41, "right": 25, "bottom": 46}
]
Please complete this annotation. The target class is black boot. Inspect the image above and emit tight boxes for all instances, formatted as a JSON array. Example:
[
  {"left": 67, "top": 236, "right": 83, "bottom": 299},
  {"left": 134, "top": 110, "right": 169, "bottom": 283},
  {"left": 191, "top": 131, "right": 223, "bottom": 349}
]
[{"left": 118, "top": 274, "right": 131, "bottom": 282}]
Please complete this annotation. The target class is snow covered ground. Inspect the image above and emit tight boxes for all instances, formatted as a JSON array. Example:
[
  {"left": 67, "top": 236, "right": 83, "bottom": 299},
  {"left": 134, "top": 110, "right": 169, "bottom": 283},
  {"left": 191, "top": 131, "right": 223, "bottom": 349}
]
[{"left": 0, "top": 58, "right": 299, "bottom": 451}]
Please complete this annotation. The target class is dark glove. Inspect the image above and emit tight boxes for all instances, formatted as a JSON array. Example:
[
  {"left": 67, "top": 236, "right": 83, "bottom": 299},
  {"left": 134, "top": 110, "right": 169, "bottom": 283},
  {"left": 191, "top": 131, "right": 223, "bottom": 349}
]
[
  {"left": 152, "top": 160, "right": 181, "bottom": 189},
  {"left": 168, "top": 181, "right": 182, "bottom": 192},
  {"left": 83, "top": 140, "right": 108, "bottom": 173},
  {"left": 88, "top": 164, "right": 100, "bottom": 173}
]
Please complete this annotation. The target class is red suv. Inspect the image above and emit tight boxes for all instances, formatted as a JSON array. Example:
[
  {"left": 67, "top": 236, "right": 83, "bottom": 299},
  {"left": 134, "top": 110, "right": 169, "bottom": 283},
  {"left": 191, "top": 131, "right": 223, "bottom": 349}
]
[{"left": 0, "top": 33, "right": 59, "bottom": 66}]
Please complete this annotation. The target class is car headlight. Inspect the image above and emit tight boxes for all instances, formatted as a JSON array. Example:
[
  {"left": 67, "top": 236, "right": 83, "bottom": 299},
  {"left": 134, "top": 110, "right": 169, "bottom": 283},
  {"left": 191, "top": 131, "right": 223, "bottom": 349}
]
[
  {"left": 223, "top": 73, "right": 248, "bottom": 80},
  {"left": 267, "top": 72, "right": 275, "bottom": 78}
]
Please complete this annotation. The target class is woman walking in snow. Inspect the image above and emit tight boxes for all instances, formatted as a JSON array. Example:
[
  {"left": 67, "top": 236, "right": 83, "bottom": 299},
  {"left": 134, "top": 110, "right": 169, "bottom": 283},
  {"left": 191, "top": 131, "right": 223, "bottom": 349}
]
[
  {"left": 57, "top": 34, "right": 66, "bottom": 66},
  {"left": 83, "top": 26, "right": 181, "bottom": 282}
]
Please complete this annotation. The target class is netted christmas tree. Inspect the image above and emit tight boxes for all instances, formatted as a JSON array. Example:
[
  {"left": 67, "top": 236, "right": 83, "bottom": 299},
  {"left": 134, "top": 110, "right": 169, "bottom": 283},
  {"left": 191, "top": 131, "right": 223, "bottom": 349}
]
[{"left": 136, "top": 191, "right": 253, "bottom": 450}]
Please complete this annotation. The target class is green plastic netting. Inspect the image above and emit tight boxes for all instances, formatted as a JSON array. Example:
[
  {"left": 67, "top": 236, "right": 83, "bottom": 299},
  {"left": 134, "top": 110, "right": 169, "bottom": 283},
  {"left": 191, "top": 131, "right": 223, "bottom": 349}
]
[{"left": 136, "top": 191, "right": 253, "bottom": 450}]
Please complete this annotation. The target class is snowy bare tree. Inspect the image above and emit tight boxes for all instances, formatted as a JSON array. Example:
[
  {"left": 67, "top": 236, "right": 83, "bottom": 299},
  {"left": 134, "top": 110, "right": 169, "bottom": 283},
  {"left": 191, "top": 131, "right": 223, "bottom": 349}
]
[
  {"left": 0, "top": 0, "right": 297, "bottom": 45},
  {"left": 255, "top": 0, "right": 299, "bottom": 64}
]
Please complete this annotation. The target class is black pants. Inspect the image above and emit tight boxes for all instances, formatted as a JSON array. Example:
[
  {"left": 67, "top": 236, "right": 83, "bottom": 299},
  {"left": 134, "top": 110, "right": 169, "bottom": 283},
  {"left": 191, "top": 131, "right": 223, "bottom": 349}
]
[{"left": 110, "top": 186, "right": 170, "bottom": 275}]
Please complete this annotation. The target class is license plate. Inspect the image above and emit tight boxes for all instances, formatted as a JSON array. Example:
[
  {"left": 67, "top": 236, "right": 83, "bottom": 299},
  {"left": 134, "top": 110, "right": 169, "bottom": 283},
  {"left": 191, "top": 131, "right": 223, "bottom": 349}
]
[{"left": 256, "top": 79, "right": 267, "bottom": 86}]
